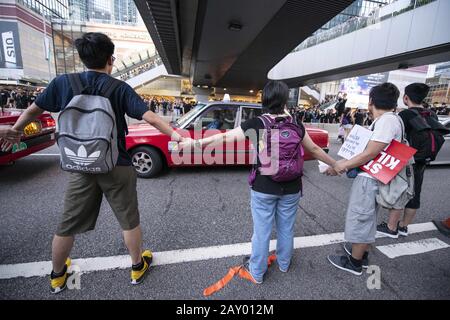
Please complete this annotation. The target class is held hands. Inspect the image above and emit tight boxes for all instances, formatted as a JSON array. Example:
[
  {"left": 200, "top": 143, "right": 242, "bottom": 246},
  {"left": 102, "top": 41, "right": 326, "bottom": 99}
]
[
  {"left": 325, "top": 166, "right": 339, "bottom": 176},
  {"left": 333, "top": 159, "right": 348, "bottom": 175},
  {"left": 171, "top": 131, "right": 196, "bottom": 150},
  {"left": 323, "top": 159, "right": 348, "bottom": 176},
  {"left": 0, "top": 125, "right": 21, "bottom": 152},
  {"left": 178, "top": 137, "right": 194, "bottom": 149}
]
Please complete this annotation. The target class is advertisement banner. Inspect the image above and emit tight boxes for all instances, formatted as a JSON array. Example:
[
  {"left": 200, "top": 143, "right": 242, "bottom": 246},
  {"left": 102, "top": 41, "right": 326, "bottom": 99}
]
[
  {"left": 360, "top": 140, "right": 417, "bottom": 184},
  {"left": 340, "top": 73, "right": 389, "bottom": 96},
  {"left": 0, "top": 22, "right": 23, "bottom": 69}
]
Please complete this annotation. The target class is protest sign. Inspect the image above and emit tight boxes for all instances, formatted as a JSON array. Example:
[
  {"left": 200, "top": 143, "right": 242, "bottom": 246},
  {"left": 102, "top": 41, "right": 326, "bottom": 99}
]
[
  {"left": 338, "top": 125, "right": 373, "bottom": 160},
  {"left": 360, "top": 140, "right": 417, "bottom": 184}
]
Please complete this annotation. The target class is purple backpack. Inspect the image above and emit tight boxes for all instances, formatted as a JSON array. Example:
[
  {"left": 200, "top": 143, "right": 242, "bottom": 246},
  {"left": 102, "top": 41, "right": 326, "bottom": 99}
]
[{"left": 248, "top": 115, "right": 305, "bottom": 185}]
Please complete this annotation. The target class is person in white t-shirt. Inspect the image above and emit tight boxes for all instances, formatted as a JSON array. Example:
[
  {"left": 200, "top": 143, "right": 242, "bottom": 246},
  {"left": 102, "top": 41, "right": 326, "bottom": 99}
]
[{"left": 326, "top": 83, "right": 402, "bottom": 275}]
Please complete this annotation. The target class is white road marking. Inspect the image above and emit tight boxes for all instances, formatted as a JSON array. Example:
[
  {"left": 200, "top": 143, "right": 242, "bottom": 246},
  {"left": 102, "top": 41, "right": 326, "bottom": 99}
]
[
  {"left": 0, "top": 222, "right": 441, "bottom": 280},
  {"left": 376, "top": 238, "right": 450, "bottom": 259},
  {"left": 27, "top": 153, "right": 59, "bottom": 156}
]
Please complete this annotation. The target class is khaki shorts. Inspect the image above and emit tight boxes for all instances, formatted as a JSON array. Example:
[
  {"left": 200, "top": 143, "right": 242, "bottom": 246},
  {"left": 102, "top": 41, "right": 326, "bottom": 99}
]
[
  {"left": 57, "top": 166, "right": 140, "bottom": 236},
  {"left": 344, "top": 176, "right": 379, "bottom": 244}
]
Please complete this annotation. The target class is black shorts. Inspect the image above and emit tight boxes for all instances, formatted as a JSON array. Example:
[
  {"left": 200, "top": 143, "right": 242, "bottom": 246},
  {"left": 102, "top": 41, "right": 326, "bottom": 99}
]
[{"left": 406, "top": 162, "right": 426, "bottom": 210}]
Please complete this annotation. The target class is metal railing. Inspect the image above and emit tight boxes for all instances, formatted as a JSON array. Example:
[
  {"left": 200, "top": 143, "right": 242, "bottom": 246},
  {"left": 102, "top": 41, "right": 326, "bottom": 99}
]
[
  {"left": 50, "top": 18, "right": 142, "bottom": 27},
  {"left": 111, "top": 50, "right": 163, "bottom": 80},
  {"left": 293, "top": 0, "right": 436, "bottom": 52}
]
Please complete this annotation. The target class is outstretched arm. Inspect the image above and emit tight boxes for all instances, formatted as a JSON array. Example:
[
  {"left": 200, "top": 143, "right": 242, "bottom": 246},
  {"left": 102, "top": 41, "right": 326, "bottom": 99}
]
[
  {"left": 179, "top": 126, "right": 246, "bottom": 149},
  {"left": 333, "top": 140, "right": 388, "bottom": 174},
  {"left": 302, "top": 131, "right": 336, "bottom": 167},
  {"left": 1, "top": 103, "right": 44, "bottom": 152},
  {"left": 13, "top": 103, "right": 45, "bottom": 132},
  {"left": 142, "top": 110, "right": 184, "bottom": 142}
]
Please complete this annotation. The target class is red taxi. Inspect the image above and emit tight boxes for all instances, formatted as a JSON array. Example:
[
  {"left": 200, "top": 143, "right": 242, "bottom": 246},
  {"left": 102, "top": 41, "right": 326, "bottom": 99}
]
[
  {"left": 0, "top": 109, "right": 56, "bottom": 165},
  {"left": 126, "top": 102, "right": 329, "bottom": 178}
]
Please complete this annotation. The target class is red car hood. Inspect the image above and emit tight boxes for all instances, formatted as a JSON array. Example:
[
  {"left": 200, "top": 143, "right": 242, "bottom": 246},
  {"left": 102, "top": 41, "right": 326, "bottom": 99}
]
[{"left": 127, "top": 122, "right": 163, "bottom": 137}]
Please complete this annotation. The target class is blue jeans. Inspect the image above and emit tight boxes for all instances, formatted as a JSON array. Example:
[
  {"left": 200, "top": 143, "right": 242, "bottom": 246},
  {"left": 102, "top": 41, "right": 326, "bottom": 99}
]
[{"left": 249, "top": 190, "right": 301, "bottom": 282}]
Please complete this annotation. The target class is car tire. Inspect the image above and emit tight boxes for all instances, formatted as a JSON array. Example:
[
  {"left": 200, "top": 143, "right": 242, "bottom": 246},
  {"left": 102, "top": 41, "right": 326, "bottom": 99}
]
[{"left": 130, "top": 146, "right": 164, "bottom": 178}]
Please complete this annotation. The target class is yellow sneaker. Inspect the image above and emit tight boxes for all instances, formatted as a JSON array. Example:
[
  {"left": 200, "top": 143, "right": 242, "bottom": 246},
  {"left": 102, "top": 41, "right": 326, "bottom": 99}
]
[
  {"left": 131, "top": 250, "right": 153, "bottom": 285},
  {"left": 50, "top": 258, "right": 72, "bottom": 294}
]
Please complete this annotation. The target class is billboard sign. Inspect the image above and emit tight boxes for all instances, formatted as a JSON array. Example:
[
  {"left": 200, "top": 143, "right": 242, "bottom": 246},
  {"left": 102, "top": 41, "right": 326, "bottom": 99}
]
[
  {"left": 0, "top": 22, "right": 23, "bottom": 69},
  {"left": 340, "top": 72, "right": 389, "bottom": 96},
  {"left": 339, "top": 72, "right": 389, "bottom": 109}
]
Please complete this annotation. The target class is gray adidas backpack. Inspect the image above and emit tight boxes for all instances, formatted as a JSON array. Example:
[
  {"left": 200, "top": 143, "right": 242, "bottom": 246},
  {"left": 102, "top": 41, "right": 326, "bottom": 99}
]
[{"left": 57, "top": 73, "right": 121, "bottom": 174}]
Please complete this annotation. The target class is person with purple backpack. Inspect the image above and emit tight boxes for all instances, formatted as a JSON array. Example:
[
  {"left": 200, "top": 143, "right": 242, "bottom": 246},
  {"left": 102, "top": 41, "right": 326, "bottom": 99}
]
[{"left": 180, "top": 80, "right": 337, "bottom": 284}]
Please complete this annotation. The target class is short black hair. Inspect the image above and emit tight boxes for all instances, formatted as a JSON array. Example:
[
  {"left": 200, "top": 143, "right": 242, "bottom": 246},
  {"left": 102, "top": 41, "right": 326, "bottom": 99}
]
[
  {"left": 262, "top": 80, "right": 289, "bottom": 114},
  {"left": 369, "top": 82, "right": 400, "bottom": 110},
  {"left": 404, "top": 83, "right": 430, "bottom": 104},
  {"left": 75, "top": 32, "right": 114, "bottom": 69}
]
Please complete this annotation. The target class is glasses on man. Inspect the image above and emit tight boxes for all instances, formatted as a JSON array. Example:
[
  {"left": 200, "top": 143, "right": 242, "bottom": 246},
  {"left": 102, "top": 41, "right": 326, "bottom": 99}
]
[{"left": 111, "top": 55, "right": 116, "bottom": 63}]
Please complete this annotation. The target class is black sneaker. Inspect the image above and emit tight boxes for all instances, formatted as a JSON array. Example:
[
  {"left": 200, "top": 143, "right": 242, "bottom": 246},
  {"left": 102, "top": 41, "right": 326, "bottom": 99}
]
[
  {"left": 242, "top": 257, "right": 262, "bottom": 284},
  {"left": 327, "top": 255, "right": 362, "bottom": 276},
  {"left": 397, "top": 222, "right": 408, "bottom": 237},
  {"left": 376, "top": 222, "right": 399, "bottom": 239},
  {"left": 343, "top": 243, "right": 369, "bottom": 269}
]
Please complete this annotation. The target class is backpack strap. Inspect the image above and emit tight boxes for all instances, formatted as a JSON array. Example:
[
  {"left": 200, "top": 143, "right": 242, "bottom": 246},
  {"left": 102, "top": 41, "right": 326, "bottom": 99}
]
[
  {"left": 68, "top": 73, "right": 83, "bottom": 96},
  {"left": 101, "top": 77, "right": 123, "bottom": 99},
  {"left": 259, "top": 114, "right": 274, "bottom": 128},
  {"left": 393, "top": 113, "right": 407, "bottom": 144}
]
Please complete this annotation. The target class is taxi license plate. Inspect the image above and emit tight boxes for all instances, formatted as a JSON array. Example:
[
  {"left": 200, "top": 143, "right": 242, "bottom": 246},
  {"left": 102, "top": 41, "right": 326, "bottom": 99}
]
[{"left": 24, "top": 122, "right": 41, "bottom": 136}]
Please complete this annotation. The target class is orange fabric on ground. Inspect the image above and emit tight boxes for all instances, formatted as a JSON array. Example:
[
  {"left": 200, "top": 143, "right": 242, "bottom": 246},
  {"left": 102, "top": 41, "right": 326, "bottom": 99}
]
[
  {"left": 203, "top": 253, "right": 277, "bottom": 297},
  {"left": 444, "top": 218, "right": 450, "bottom": 228}
]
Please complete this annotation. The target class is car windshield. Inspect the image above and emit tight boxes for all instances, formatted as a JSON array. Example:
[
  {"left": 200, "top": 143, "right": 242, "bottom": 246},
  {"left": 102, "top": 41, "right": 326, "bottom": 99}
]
[{"left": 175, "top": 103, "right": 206, "bottom": 127}]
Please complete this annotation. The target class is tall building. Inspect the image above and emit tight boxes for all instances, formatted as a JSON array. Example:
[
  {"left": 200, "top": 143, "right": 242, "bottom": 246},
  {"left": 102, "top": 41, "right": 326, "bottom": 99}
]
[
  {"left": 114, "top": 0, "right": 138, "bottom": 23},
  {"left": 318, "top": 0, "right": 395, "bottom": 31},
  {"left": 17, "top": 0, "right": 69, "bottom": 19},
  {"left": 1, "top": 0, "right": 61, "bottom": 83},
  {"left": 68, "top": 0, "right": 140, "bottom": 24}
]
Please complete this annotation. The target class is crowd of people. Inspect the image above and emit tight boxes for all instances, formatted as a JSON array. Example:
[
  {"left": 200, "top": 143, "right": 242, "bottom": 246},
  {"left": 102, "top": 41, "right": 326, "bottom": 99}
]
[
  {"left": 289, "top": 95, "right": 373, "bottom": 126},
  {"left": 0, "top": 87, "right": 43, "bottom": 110},
  {"left": 0, "top": 32, "right": 449, "bottom": 296},
  {"left": 118, "top": 57, "right": 162, "bottom": 81},
  {"left": 140, "top": 96, "right": 196, "bottom": 117},
  {"left": 427, "top": 102, "right": 450, "bottom": 116}
]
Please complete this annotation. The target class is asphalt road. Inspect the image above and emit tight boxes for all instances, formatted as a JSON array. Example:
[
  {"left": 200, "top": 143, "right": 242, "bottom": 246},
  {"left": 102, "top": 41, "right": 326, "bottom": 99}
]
[{"left": 0, "top": 140, "right": 449, "bottom": 300}]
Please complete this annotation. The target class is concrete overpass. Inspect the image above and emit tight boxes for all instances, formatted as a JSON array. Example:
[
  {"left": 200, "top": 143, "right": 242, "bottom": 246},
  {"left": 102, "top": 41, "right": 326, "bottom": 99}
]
[
  {"left": 269, "top": 0, "right": 450, "bottom": 86},
  {"left": 134, "top": 0, "right": 355, "bottom": 90}
]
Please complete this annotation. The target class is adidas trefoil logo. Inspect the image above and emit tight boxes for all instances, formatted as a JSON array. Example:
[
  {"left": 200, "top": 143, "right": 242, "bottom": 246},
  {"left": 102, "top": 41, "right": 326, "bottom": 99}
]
[{"left": 64, "top": 145, "right": 101, "bottom": 166}]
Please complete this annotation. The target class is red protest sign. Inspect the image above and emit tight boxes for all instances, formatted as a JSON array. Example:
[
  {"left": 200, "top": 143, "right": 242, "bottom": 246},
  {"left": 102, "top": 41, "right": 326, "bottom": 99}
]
[{"left": 359, "top": 140, "right": 417, "bottom": 184}]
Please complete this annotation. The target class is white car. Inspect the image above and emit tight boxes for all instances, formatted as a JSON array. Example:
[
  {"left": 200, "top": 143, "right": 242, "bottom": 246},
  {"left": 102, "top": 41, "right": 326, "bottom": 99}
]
[{"left": 430, "top": 117, "right": 450, "bottom": 165}]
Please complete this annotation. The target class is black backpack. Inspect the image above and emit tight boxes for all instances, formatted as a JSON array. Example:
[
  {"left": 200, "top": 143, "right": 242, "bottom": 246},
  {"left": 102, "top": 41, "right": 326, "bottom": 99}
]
[{"left": 407, "top": 109, "right": 450, "bottom": 162}]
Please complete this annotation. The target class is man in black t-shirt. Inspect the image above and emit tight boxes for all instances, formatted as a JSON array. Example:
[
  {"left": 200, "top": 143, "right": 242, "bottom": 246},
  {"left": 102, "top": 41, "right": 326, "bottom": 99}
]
[
  {"left": 0, "top": 32, "right": 187, "bottom": 294},
  {"left": 377, "top": 83, "right": 434, "bottom": 238}
]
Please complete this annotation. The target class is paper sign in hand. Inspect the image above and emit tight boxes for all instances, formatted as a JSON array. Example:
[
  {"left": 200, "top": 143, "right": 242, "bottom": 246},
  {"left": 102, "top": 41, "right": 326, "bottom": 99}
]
[
  {"left": 318, "top": 160, "right": 329, "bottom": 173},
  {"left": 359, "top": 140, "right": 417, "bottom": 184},
  {"left": 338, "top": 125, "right": 373, "bottom": 160}
]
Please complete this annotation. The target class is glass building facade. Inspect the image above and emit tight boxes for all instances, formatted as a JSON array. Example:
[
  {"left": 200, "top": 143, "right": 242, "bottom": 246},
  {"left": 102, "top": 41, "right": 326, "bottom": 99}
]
[
  {"left": 52, "top": 22, "right": 87, "bottom": 75},
  {"left": 18, "top": 0, "right": 69, "bottom": 19},
  {"left": 67, "top": 0, "right": 139, "bottom": 24},
  {"left": 114, "top": 0, "right": 138, "bottom": 23},
  {"left": 318, "top": 0, "right": 395, "bottom": 32}
]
